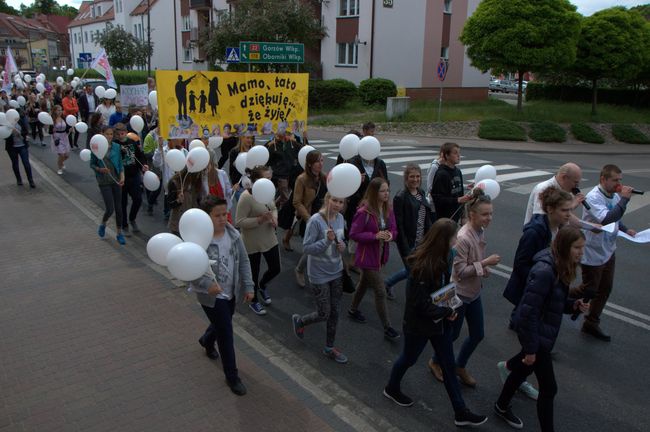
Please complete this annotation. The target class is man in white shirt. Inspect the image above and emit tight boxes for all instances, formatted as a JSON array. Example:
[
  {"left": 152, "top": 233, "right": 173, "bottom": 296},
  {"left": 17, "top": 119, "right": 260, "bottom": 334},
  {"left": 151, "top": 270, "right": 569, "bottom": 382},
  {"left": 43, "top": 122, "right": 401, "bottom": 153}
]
[{"left": 572, "top": 164, "right": 636, "bottom": 341}]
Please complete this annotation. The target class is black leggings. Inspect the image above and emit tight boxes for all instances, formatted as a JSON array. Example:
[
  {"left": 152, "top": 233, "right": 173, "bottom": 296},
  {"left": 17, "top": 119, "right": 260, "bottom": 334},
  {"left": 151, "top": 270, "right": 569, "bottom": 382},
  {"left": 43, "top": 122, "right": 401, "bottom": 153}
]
[
  {"left": 99, "top": 183, "right": 123, "bottom": 228},
  {"left": 497, "top": 349, "right": 557, "bottom": 432},
  {"left": 248, "top": 245, "right": 281, "bottom": 302},
  {"left": 30, "top": 122, "right": 43, "bottom": 141}
]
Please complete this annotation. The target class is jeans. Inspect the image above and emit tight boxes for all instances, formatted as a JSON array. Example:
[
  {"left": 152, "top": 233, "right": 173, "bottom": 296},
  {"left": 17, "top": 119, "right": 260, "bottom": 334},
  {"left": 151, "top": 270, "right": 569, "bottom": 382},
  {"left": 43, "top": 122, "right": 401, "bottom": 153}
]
[
  {"left": 30, "top": 122, "right": 43, "bottom": 142},
  {"left": 573, "top": 255, "right": 616, "bottom": 324},
  {"left": 146, "top": 180, "right": 162, "bottom": 208},
  {"left": 6, "top": 146, "right": 34, "bottom": 184},
  {"left": 387, "top": 324, "right": 466, "bottom": 413},
  {"left": 432, "top": 295, "right": 484, "bottom": 368},
  {"left": 498, "top": 349, "right": 557, "bottom": 432},
  {"left": 301, "top": 277, "right": 343, "bottom": 347},
  {"left": 200, "top": 298, "right": 239, "bottom": 384},
  {"left": 385, "top": 267, "right": 408, "bottom": 288},
  {"left": 248, "top": 245, "right": 281, "bottom": 303},
  {"left": 99, "top": 183, "right": 123, "bottom": 227},
  {"left": 351, "top": 269, "right": 391, "bottom": 328},
  {"left": 121, "top": 173, "right": 143, "bottom": 228}
]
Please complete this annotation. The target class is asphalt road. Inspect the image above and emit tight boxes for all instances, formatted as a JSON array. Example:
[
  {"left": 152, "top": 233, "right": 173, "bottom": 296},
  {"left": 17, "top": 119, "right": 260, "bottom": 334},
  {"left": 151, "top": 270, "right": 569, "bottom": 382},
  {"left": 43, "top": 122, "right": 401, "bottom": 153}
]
[{"left": 25, "top": 132, "right": 650, "bottom": 432}]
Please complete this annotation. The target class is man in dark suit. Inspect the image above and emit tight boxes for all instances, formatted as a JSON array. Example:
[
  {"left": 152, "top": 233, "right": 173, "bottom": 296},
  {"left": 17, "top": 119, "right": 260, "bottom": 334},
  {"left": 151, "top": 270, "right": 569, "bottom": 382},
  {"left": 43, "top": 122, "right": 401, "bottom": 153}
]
[{"left": 77, "top": 85, "right": 100, "bottom": 123}]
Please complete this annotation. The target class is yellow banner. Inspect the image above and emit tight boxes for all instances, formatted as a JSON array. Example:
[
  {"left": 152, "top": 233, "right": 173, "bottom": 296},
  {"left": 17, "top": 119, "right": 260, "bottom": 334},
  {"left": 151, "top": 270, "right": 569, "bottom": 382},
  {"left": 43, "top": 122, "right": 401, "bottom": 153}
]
[{"left": 155, "top": 71, "right": 309, "bottom": 139}]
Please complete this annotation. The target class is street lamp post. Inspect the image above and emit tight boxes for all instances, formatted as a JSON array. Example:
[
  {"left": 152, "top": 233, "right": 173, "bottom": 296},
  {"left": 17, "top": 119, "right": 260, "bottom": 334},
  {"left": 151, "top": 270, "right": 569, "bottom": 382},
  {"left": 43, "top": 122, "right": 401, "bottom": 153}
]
[{"left": 147, "top": 0, "right": 151, "bottom": 77}]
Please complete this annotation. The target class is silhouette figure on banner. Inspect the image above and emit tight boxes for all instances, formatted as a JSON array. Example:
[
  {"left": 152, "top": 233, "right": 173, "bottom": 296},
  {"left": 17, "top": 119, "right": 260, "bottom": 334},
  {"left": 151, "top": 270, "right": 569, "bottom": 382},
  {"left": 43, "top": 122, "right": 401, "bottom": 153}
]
[
  {"left": 175, "top": 74, "right": 197, "bottom": 120},
  {"left": 189, "top": 90, "right": 197, "bottom": 114},
  {"left": 201, "top": 73, "right": 222, "bottom": 116},
  {"left": 199, "top": 90, "right": 208, "bottom": 114}
]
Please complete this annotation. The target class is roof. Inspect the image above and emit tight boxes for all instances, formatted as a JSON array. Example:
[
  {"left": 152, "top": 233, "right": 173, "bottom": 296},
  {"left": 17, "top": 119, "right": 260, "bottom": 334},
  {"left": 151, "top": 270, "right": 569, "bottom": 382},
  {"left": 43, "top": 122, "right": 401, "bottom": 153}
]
[
  {"left": 0, "top": 12, "right": 59, "bottom": 40},
  {"left": 130, "top": 0, "right": 159, "bottom": 16},
  {"left": 69, "top": 1, "right": 115, "bottom": 28}
]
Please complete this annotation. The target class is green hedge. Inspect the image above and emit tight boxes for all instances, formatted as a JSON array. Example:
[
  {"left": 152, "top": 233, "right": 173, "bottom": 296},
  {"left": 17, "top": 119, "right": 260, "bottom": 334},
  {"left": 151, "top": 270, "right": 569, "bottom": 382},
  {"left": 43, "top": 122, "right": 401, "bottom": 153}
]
[
  {"left": 526, "top": 83, "right": 650, "bottom": 108},
  {"left": 69, "top": 69, "right": 150, "bottom": 86},
  {"left": 611, "top": 124, "right": 650, "bottom": 144},
  {"left": 478, "top": 119, "right": 527, "bottom": 141},
  {"left": 529, "top": 121, "right": 567, "bottom": 143},
  {"left": 358, "top": 78, "right": 397, "bottom": 106},
  {"left": 570, "top": 123, "right": 605, "bottom": 144},
  {"left": 308, "top": 79, "right": 357, "bottom": 109}
]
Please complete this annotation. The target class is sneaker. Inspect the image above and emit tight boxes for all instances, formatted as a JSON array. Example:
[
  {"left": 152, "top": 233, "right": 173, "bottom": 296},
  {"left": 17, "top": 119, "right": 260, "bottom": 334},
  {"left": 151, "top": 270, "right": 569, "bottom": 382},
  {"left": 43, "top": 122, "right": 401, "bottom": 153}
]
[
  {"left": 518, "top": 380, "right": 539, "bottom": 401},
  {"left": 323, "top": 347, "right": 348, "bottom": 364},
  {"left": 582, "top": 322, "right": 611, "bottom": 342},
  {"left": 494, "top": 403, "right": 523, "bottom": 429},
  {"left": 259, "top": 288, "right": 272, "bottom": 305},
  {"left": 122, "top": 226, "right": 132, "bottom": 237},
  {"left": 428, "top": 359, "right": 444, "bottom": 383},
  {"left": 29, "top": 182, "right": 36, "bottom": 189},
  {"left": 249, "top": 302, "right": 267, "bottom": 316},
  {"left": 98, "top": 224, "right": 106, "bottom": 238},
  {"left": 347, "top": 309, "right": 367, "bottom": 323},
  {"left": 227, "top": 378, "right": 247, "bottom": 396},
  {"left": 130, "top": 221, "right": 140, "bottom": 233},
  {"left": 497, "top": 361, "right": 509, "bottom": 384},
  {"left": 385, "top": 283, "right": 396, "bottom": 300},
  {"left": 291, "top": 314, "right": 304, "bottom": 340},
  {"left": 382, "top": 387, "right": 414, "bottom": 407},
  {"left": 198, "top": 336, "right": 219, "bottom": 360},
  {"left": 116, "top": 233, "right": 126, "bottom": 245},
  {"left": 295, "top": 269, "right": 305, "bottom": 288},
  {"left": 456, "top": 367, "right": 477, "bottom": 388},
  {"left": 57, "top": 169, "right": 63, "bottom": 175},
  {"left": 384, "top": 326, "right": 400, "bottom": 341},
  {"left": 454, "top": 408, "right": 488, "bottom": 427}
]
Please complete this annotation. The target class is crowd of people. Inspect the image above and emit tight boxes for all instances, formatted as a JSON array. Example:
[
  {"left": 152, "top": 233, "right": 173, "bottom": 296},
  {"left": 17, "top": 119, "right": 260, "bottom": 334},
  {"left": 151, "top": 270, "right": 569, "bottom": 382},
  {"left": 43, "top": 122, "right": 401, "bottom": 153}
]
[{"left": 3, "top": 78, "right": 638, "bottom": 429}]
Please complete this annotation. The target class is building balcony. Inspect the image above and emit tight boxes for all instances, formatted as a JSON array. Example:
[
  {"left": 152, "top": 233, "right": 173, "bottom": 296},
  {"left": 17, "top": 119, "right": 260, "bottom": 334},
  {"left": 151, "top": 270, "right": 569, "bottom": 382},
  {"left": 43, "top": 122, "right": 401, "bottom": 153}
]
[
  {"left": 190, "top": 0, "right": 211, "bottom": 9},
  {"left": 190, "top": 27, "right": 199, "bottom": 41}
]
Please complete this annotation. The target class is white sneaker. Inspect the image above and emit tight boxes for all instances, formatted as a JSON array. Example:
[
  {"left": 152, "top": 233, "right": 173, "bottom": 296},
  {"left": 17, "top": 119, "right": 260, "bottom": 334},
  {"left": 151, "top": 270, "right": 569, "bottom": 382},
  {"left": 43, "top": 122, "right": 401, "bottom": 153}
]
[{"left": 57, "top": 169, "right": 63, "bottom": 175}]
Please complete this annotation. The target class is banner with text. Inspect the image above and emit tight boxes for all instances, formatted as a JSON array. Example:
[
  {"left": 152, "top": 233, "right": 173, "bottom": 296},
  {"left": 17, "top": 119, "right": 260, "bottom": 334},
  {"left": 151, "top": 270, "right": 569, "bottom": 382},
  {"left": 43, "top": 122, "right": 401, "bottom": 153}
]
[
  {"left": 155, "top": 71, "right": 308, "bottom": 139},
  {"left": 119, "top": 83, "right": 149, "bottom": 107}
]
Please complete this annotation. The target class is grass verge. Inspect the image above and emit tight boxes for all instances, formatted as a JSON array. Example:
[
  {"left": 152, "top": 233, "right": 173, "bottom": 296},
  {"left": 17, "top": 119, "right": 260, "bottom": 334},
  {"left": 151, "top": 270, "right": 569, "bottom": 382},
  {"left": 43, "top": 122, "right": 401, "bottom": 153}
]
[
  {"left": 529, "top": 122, "right": 567, "bottom": 142},
  {"left": 478, "top": 119, "right": 527, "bottom": 141},
  {"left": 611, "top": 124, "right": 650, "bottom": 144},
  {"left": 570, "top": 123, "right": 605, "bottom": 144}
]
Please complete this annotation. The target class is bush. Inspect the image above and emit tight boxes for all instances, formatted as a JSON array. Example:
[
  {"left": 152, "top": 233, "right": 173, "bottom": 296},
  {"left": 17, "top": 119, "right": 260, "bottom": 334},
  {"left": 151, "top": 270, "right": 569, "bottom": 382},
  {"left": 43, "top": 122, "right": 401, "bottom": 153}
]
[
  {"left": 71, "top": 69, "right": 151, "bottom": 86},
  {"left": 528, "top": 121, "right": 567, "bottom": 142},
  {"left": 358, "top": 78, "right": 397, "bottom": 106},
  {"left": 611, "top": 124, "right": 650, "bottom": 144},
  {"left": 478, "top": 119, "right": 527, "bottom": 141},
  {"left": 308, "top": 79, "right": 357, "bottom": 109},
  {"left": 570, "top": 123, "right": 605, "bottom": 144},
  {"left": 526, "top": 83, "right": 650, "bottom": 108}
]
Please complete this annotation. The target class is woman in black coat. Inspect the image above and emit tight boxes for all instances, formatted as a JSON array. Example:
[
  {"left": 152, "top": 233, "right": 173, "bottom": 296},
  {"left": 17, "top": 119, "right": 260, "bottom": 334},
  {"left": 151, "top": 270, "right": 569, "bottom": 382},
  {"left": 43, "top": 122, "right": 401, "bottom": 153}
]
[{"left": 494, "top": 226, "right": 589, "bottom": 431}]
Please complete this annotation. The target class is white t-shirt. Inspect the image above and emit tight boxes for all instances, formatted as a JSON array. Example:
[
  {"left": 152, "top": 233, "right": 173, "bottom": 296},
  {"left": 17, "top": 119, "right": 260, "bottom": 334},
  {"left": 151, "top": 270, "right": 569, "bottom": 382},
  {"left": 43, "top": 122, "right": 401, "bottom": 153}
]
[
  {"left": 524, "top": 176, "right": 561, "bottom": 225},
  {"left": 96, "top": 103, "right": 116, "bottom": 126},
  {"left": 581, "top": 186, "right": 621, "bottom": 266},
  {"left": 212, "top": 233, "right": 235, "bottom": 300},
  {"left": 362, "top": 159, "right": 374, "bottom": 178}
]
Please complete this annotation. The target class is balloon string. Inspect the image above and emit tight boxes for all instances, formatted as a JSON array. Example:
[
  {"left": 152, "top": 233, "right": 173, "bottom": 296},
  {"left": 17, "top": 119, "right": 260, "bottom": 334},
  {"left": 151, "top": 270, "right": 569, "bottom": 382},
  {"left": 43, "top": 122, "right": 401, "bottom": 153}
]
[
  {"left": 98, "top": 159, "right": 120, "bottom": 185},
  {"left": 180, "top": 170, "right": 189, "bottom": 192}
]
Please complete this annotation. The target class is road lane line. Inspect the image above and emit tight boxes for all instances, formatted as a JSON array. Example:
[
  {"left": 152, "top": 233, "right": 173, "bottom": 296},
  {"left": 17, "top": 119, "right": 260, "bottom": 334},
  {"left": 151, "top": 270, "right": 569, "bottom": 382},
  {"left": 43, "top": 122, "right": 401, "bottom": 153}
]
[
  {"left": 464, "top": 164, "right": 519, "bottom": 176},
  {"left": 602, "top": 310, "right": 650, "bottom": 331},
  {"left": 496, "top": 170, "right": 552, "bottom": 182},
  {"left": 605, "top": 303, "right": 650, "bottom": 322}
]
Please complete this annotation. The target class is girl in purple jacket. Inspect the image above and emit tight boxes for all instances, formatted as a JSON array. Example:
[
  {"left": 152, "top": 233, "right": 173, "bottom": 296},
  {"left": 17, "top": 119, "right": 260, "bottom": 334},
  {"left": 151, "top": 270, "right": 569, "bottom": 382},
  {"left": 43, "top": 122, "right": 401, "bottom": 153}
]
[{"left": 347, "top": 178, "right": 400, "bottom": 341}]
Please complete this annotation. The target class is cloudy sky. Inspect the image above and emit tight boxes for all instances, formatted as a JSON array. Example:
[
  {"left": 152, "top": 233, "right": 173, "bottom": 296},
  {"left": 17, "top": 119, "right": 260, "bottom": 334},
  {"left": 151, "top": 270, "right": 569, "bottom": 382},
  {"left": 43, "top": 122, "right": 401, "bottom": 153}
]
[{"left": 4, "top": 0, "right": 649, "bottom": 16}]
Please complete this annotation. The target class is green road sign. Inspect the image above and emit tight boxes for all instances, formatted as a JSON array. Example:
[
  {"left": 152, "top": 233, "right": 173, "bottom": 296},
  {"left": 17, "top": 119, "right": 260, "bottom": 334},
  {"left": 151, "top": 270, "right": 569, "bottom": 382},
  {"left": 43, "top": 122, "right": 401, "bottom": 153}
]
[{"left": 239, "top": 42, "right": 305, "bottom": 64}]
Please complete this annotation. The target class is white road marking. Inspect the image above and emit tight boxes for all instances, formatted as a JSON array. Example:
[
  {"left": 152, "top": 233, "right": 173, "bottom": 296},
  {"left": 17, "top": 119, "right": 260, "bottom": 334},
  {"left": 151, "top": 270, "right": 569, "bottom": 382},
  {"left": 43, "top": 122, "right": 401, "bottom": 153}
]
[
  {"left": 506, "top": 181, "right": 543, "bottom": 195},
  {"left": 496, "top": 170, "right": 552, "bottom": 182},
  {"left": 464, "top": 164, "right": 519, "bottom": 176}
]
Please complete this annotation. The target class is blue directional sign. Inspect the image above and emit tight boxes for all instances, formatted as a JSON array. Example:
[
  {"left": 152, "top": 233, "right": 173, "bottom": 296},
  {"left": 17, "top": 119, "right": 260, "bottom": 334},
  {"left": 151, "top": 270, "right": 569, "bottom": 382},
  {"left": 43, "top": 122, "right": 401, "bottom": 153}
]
[
  {"left": 437, "top": 58, "right": 449, "bottom": 81},
  {"left": 79, "top": 52, "right": 92, "bottom": 63},
  {"left": 226, "top": 47, "right": 240, "bottom": 63}
]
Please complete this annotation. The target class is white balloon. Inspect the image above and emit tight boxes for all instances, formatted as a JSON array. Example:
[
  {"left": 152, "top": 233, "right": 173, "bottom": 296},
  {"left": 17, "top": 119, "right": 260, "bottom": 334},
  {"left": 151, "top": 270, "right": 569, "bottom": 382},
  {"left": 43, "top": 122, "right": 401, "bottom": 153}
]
[
  {"left": 24, "top": 74, "right": 32, "bottom": 83},
  {"left": 179, "top": 208, "right": 214, "bottom": 250},
  {"left": 326, "top": 163, "right": 362, "bottom": 199},
  {"left": 95, "top": 86, "right": 105, "bottom": 98},
  {"left": 0, "top": 112, "right": 6, "bottom": 126},
  {"left": 147, "top": 233, "right": 183, "bottom": 266},
  {"left": 474, "top": 165, "right": 497, "bottom": 183},
  {"left": 70, "top": 79, "right": 79, "bottom": 89},
  {"left": 207, "top": 135, "right": 223, "bottom": 150},
  {"left": 148, "top": 90, "right": 158, "bottom": 109},
  {"left": 339, "top": 134, "right": 360, "bottom": 160},
  {"left": 36, "top": 83, "right": 45, "bottom": 93},
  {"left": 0, "top": 126, "right": 12, "bottom": 139},
  {"left": 298, "top": 145, "right": 316, "bottom": 169},
  {"left": 166, "top": 149, "right": 187, "bottom": 172},
  {"left": 89, "top": 134, "right": 109, "bottom": 159},
  {"left": 9, "top": 100, "right": 19, "bottom": 109},
  {"left": 130, "top": 115, "right": 145, "bottom": 133},
  {"left": 67, "top": 68, "right": 74, "bottom": 76},
  {"left": 65, "top": 115, "right": 77, "bottom": 126},
  {"left": 104, "top": 88, "right": 117, "bottom": 99},
  {"left": 235, "top": 152, "right": 247, "bottom": 175},
  {"left": 358, "top": 136, "right": 381, "bottom": 160},
  {"left": 79, "top": 148, "right": 91, "bottom": 162},
  {"left": 186, "top": 147, "right": 210, "bottom": 173},
  {"left": 166, "top": 242, "right": 209, "bottom": 281},
  {"left": 56, "top": 76, "right": 64, "bottom": 86},
  {"left": 37, "top": 111, "right": 53, "bottom": 125},
  {"left": 188, "top": 139, "right": 205, "bottom": 151},
  {"left": 17, "top": 96, "right": 26, "bottom": 106},
  {"left": 143, "top": 170, "right": 161, "bottom": 191},
  {"left": 36, "top": 75, "right": 44, "bottom": 83},
  {"left": 476, "top": 179, "right": 501, "bottom": 200},
  {"left": 75, "top": 121, "right": 88, "bottom": 133},
  {"left": 246, "top": 145, "right": 270, "bottom": 168},
  {"left": 5, "top": 109, "right": 20, "bottom": 125},
  {"left": 252, "top": 178, "right": 276, "bottom": 204}
]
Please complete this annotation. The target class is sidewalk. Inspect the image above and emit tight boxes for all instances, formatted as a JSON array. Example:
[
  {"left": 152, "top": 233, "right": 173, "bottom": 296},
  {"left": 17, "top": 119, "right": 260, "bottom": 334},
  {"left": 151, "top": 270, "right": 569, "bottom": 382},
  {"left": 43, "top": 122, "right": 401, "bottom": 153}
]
[
  {"left": 309, "top": 126, "right": 650, "bottom": 155},
  {"left": 0, "top": 156, "right": 346, "bottom": 431}
]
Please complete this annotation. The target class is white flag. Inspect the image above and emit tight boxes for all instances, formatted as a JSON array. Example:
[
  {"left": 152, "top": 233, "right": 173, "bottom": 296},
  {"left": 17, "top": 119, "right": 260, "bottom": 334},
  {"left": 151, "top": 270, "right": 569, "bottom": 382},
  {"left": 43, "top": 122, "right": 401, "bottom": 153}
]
[
  {"left": 2, "top": 47, "right": 18, "bottom": 92},
  {"left": 90, "top": 49, "right": 117, "bottom": 89}
]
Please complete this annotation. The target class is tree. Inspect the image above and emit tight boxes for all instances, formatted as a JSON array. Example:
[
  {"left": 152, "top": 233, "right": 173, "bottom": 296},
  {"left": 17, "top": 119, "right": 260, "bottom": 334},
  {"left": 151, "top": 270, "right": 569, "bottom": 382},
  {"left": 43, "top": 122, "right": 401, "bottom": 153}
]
[
  {"left": 201, "top": 0, "right": 326, "bottom": 71},
  {"left": 573, "top": 7, "right": 650, "bottom": 115},
  {"left": 460, "top": 0, "right": 581, "bottom": 111},
  {"left": 97, "top": 26, "right": 154, "bottom": 70},
  {"left": 0, "top": 0, "right": 19, "bottom": 15},
  {"left": 16, "top": 0, "right": 78, "bottom": 18}
]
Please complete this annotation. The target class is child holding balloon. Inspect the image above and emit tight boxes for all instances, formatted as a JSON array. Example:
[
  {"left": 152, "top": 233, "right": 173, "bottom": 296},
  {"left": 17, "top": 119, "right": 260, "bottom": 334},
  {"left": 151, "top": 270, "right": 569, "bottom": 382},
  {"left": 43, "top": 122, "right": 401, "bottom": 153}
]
[{"left": 50, "top": 105, "right": 70, "bottom": 175}]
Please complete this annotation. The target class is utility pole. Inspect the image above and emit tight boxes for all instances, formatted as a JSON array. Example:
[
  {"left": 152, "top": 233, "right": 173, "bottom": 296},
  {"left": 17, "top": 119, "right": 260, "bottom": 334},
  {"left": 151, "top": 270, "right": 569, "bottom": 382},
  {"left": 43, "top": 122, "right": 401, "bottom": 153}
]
[{"left": 147, "top": 0, "right": 151, "bottom": 76}]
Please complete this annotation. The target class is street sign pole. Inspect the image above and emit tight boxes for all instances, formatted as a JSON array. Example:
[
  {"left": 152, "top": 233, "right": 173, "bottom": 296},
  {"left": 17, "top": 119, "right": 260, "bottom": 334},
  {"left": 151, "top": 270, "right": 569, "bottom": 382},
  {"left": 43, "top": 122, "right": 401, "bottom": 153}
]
[{"left": 436, "top": 58, "right": 449, "bottom": 123}]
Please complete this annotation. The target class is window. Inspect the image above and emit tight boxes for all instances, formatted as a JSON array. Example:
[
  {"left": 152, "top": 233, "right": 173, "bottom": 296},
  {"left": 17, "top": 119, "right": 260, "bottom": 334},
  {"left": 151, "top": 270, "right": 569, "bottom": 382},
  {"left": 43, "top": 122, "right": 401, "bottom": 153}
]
[
  {"left": 183, "top": 48, "right": 192, "bottom": 62},
  {"left": 182, "top": 15, "right": 191, "bottom": 31},
  {"left": 84, "top": 31, "right": 88, "bottom": 42},
  {"left": 339, "top": 0, "right": 359, "bottom": 17},
  {"left": 440, "top": 46, "right": 449, "bottom": 59},
  {"left": 74, "top": 33, "right": 77, "bottom": 44},
  {"left": 134, "top": 24, "right": 138, "bottom": 38},
  {"left": 115, "top": 0, "right": 122, "bottom": 13},
  {"left": 97, "top": 5, "right": 102, "bottom": 15},
  {"left": 337, "top": 42, "right": 358, "bottom": 66},
  {"left": 444, "top": 0, "right": 452, "bottom": 14}
]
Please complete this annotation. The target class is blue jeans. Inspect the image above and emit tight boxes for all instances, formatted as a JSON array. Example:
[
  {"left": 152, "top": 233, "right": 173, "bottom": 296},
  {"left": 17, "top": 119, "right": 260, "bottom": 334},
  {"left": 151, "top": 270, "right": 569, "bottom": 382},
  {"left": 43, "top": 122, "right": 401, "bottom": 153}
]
[
  {"left": 433, "top": 295, "right": 484, "bottom": 368},
  {"left": 201, "top": 298, "right": 238, "bottom": 384},
  {"left": 387, "top": 323, "right": 466, "bottom": 413},
  {"left": 385, "top": 267, "right": 408, "bottom": 288},
  {"left": 6, "top": 146, "right": 33, "bottom": 184},
  {"left": 121, "top": 173, "right": 143, "bottom": 228}
]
